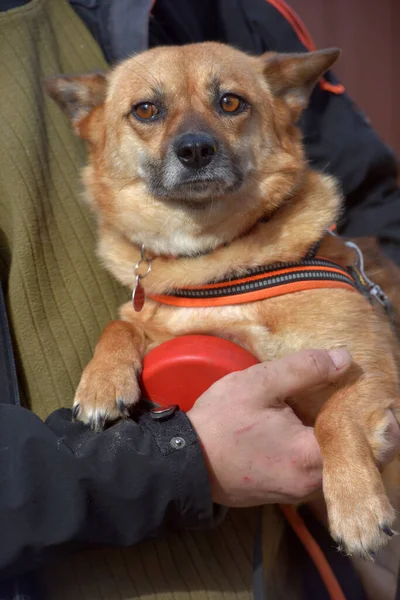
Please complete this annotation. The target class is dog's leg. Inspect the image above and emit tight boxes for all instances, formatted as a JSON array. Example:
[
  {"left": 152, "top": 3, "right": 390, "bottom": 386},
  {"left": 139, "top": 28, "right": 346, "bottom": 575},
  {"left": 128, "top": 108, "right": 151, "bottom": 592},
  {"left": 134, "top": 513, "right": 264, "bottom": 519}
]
[
  {"left": 73, "top": 320, "right": 145, "bottom": 430},
  {"left": 314, "top": 377, "right": 400, "bottom": 559}
]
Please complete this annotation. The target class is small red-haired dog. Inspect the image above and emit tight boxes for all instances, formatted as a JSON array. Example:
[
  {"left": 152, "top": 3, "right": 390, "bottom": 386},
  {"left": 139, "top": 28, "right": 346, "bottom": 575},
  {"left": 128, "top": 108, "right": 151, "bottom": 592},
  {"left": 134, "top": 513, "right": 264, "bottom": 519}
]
[{"left": 46, "top": 42, "right": 400, "bottom": 567}]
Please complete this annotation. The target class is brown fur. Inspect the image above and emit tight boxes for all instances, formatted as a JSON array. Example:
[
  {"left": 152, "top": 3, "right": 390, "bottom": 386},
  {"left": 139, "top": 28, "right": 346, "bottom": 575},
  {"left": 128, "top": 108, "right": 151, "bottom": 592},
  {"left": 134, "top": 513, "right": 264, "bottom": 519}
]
[{"left": 46, "top": 42, "right": 400, "bottom": 568}]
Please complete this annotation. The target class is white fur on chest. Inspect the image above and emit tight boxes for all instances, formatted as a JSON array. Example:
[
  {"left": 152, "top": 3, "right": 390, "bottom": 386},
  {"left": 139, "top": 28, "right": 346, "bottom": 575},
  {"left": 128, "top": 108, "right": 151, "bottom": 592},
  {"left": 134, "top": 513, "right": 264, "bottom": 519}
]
[{"left": 131, "top": 230, "right": 222, "bottom": 257}]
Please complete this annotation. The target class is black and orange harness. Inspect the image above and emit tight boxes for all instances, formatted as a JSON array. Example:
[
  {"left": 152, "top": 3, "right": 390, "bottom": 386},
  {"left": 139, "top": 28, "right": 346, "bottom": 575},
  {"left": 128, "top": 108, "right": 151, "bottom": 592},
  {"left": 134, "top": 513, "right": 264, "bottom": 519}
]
[
  {"left": 151, "top": 256, "right": 364, "bottom": 307},
  {"left": 149, "top": 230, "right": 391, "bottom": 315}
]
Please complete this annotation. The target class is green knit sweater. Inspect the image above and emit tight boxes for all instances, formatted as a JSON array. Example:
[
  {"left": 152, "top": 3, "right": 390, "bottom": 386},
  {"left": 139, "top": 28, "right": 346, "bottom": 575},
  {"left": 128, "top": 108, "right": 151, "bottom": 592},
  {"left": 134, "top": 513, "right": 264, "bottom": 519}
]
[{"left": 0, "top": 0, "right": 127, "bottom": 417}]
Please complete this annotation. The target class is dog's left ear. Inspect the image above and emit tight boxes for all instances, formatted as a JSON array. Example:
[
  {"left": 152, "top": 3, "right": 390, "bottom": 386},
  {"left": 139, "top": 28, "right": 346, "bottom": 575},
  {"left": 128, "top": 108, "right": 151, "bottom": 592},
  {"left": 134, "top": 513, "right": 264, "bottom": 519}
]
[
  {"left": 44, "top": 72, "right": 108, "bottom": 138},
  {"left": 262, "top": 48, "right": 341, "bottom": 116}
]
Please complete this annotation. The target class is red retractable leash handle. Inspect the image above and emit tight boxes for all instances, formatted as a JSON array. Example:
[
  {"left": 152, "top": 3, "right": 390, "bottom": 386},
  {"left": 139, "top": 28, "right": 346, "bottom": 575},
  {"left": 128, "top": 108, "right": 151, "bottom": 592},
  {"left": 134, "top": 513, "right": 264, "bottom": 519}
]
[
  {"left": 141, "top": 335, "right": 259, "bottom": 410},
  {"left": 140, "top": 335, "right": 346, "bottom": 600}
]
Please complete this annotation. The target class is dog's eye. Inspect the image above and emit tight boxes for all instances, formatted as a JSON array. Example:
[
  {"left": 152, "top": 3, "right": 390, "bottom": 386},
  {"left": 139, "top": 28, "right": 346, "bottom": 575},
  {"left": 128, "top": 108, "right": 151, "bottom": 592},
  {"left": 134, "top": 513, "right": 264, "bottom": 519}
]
[
  {"left": 133, "top": 102, "right": 159, "bottom": 121},
  {"left": 219, "top": 94, "right": 245, "bottom": 114}
]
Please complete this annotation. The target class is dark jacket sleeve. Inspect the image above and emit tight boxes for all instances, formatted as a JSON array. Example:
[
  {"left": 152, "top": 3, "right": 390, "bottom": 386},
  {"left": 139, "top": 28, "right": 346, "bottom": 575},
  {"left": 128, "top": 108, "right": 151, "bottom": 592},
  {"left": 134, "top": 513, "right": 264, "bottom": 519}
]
[
  {"left": 0, "top": 404, "right": 217, "bottom": 581},
  {"left": 300, "top": 82, "right": 400, "bottom": 266}
]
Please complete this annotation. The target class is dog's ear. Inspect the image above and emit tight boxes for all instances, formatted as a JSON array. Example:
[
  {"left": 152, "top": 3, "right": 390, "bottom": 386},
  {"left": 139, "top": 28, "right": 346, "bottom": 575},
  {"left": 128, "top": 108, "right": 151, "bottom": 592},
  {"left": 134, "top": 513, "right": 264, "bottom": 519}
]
[
  {"left": 262, "top": 48, "right": 341, "bottom": 116},
  {"left": 44, "top": 72, "right": 108, "bottom": 137}
]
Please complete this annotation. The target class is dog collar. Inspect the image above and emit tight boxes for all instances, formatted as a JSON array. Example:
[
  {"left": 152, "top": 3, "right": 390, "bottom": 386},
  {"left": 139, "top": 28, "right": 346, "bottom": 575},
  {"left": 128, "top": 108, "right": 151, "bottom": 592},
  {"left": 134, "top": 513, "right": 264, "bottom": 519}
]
[
  {"left": 148, "top": 248, "right": 391, "bottom": 313},
  {"left": 148, "top": 256, "right": 360, "bottom": 307},
  {"left": 135, "top": 227, "right": 391, "bottom": 313}
]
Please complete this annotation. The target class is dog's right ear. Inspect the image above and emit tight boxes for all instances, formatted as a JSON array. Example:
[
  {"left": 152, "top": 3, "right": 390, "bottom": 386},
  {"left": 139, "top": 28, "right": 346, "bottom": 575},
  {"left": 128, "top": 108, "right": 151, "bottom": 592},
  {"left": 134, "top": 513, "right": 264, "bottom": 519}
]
[
  {"left": 44, "top": 72, "right": 107, "bottom": 138},
  {"left": 261, "top": 48, "right": 341, "bottom": 118}
]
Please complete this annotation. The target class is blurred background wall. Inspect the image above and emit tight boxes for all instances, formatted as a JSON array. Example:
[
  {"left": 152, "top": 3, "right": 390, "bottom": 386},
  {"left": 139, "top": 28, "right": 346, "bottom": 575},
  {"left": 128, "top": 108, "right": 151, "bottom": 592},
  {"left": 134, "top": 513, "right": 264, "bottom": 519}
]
[{"left": 290, "top": 0, "right": 400, "bottom": 158}]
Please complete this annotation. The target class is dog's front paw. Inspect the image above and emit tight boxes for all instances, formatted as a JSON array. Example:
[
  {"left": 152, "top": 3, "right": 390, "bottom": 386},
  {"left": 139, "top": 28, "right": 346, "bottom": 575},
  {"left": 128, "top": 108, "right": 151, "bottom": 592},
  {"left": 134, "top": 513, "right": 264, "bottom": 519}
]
[
  {"left": 73, "top": 358, "right": 141, "bottom": 431},
  {"left": 324, "top": 468, "right": 396, "bottom": 559}
]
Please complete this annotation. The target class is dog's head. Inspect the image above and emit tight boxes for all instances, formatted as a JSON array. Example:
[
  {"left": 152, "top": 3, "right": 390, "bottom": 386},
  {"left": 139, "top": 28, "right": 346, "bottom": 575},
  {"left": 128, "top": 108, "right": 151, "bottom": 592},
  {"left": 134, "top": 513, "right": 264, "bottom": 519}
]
[{"left": 45, "top": 43, "right": 339, "bottom": 256}]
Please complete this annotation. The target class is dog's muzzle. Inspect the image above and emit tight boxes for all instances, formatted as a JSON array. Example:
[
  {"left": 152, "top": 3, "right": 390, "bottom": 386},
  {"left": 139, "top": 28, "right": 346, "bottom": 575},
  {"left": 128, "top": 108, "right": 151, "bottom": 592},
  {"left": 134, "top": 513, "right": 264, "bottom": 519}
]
[{"left": 142, "top": 130, "right": 246, "bottom": 202}]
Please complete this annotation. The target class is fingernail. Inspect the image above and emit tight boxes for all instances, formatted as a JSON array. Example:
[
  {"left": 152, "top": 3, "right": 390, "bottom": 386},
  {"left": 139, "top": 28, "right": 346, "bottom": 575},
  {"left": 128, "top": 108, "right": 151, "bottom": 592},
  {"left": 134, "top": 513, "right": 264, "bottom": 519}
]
[{"left": 328, "top": 348, "right": 351, "bottom": 370}]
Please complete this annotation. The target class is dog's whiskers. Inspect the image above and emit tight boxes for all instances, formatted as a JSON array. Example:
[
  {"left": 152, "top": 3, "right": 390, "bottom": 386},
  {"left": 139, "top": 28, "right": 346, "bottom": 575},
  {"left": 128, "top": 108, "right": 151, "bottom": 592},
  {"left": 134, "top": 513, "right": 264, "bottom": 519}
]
[{"left": 205, "top": 197, "right": 215, "bottom": 225}]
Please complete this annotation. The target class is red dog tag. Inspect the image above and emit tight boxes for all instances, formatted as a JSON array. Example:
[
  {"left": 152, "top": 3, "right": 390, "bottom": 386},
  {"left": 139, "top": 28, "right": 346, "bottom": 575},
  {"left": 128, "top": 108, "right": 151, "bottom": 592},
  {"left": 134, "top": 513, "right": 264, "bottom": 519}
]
[{"left": 132, "top": 276, "right": 145, "bottom": 312}]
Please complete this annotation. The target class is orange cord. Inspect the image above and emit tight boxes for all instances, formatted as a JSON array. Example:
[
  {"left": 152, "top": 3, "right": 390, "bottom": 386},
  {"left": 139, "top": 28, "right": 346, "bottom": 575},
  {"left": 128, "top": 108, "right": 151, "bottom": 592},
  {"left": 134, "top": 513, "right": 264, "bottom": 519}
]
[{"left": 279, "top": 504, "right": 347, "bottom": 600}]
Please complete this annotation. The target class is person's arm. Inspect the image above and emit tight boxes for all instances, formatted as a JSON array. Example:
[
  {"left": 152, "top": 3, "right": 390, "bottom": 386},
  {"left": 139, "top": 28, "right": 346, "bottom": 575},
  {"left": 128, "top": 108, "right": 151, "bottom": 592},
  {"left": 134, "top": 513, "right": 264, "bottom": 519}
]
[{"left": 0, "top": 404, "right": 215, "bottom": 580}]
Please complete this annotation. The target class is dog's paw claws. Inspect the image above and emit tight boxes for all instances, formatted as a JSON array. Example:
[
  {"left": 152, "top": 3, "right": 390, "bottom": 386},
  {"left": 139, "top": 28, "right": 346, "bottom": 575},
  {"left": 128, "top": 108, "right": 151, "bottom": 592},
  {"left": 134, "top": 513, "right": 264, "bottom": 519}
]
[
  {"left": 335, "top": 538, "right": 344, "bottom": 554},
  {"left": 330, "top": 509, "right": 396, "bottom": 558},
  {"left": 72, "top": 404, "right": 81, "bottom": 421},
  {"left": 380, "top": 524, "right": 396, "bottom": 538},
  {"left": 117, "top": 398, "right": 131, "bottom": 418},
  {"left": 73, "top": 360, "right": 141, "bottom": 430},
  {"left": 326, "top": 469, "right": 396, "bottom": 558},
  {"left": 90, "top": 412, "right": 107, "bottom": 432}
]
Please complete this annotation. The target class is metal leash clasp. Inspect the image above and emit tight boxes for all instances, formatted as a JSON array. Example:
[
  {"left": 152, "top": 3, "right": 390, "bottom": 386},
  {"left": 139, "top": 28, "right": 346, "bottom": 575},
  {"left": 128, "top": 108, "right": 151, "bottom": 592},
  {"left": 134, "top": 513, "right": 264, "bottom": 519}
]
[
  {"left": 327, "top": 227, "right": 391, "bottom": 311},
  {"left": 344, "top": 239, "right": 391, "bottom": 310},
  {"left": 132, "top": 244, "right": 152, "bottom": 312}
]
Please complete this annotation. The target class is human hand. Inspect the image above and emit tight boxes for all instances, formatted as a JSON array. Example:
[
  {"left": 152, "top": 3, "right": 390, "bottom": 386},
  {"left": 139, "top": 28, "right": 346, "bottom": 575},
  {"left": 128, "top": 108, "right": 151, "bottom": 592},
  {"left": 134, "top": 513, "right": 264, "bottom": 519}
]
[{"left": 188, "top": 348, "right": 352, "bottom": 507}]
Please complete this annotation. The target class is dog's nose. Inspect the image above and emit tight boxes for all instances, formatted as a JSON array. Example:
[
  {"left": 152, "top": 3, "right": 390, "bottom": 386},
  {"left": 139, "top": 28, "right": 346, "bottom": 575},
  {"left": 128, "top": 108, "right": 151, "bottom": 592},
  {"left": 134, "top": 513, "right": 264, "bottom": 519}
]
[{"left": 175, "top": 133, "right": 217, "bottom": 169}]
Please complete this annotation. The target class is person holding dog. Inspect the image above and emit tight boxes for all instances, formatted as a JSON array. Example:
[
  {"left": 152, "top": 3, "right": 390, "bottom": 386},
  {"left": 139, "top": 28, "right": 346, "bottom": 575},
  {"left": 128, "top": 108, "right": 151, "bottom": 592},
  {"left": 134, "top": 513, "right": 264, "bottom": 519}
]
[{"left": 1, "top": 1, "right": 400, "bottom": 600}]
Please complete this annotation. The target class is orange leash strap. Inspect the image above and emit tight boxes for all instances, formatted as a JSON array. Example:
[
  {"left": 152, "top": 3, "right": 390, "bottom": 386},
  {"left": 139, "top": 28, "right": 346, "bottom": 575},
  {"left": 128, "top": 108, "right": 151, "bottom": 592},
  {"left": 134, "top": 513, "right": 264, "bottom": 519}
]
[{"left": 279, "top": 505, "right": 347, "bottom": 600}]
